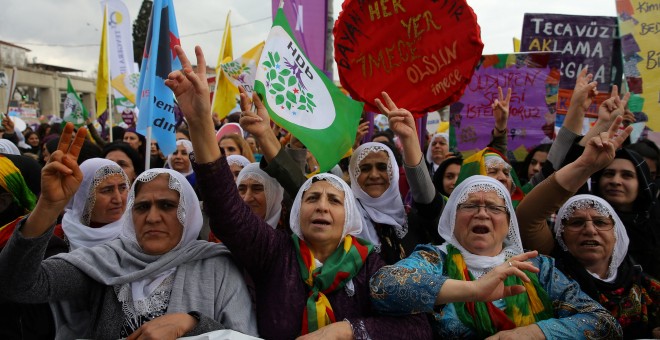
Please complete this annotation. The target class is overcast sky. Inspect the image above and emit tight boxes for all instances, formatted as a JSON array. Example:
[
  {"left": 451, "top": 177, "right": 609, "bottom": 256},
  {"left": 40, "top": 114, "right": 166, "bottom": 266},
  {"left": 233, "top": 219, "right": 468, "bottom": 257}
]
[{"left": 0, "top": 0, "right": 617, "bottom": 80}]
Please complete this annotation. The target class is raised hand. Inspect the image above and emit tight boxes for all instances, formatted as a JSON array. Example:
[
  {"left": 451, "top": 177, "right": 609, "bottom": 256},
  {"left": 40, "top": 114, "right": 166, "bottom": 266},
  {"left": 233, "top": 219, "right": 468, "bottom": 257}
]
[
  {"left": 597, "top": 85, "right": 630, "bottom": 125},
  {"left": 353, "top": 120, "right": 370, "bottom": 149},
  {"left": 239, "top": 86, "right": 282, "bottom": 162},
  {"left": 40, "top": 123, "right": 86, "bottom": 208},
  {"left": 23, "top": 123, "right": 86, "bottom": 237},
  {"left": 164, "top": 45, "right": 210, "bottom": 124},
  {"left": 577, "top": 116, "right": 633, "bottom": 173},
  {"left": 374, "top": 92, "right": 417, "bottom": 140},
  {"left": 472, "top": 251, "right": 540, "bottom": 302},
  {"left": 492, "top": 87, "right": 511, "bottom": 133},
  {"left": 1, "top": 115, "right": 15, "bottom": 132},
  {"left": 238, "top": 86, "right": 270, "bottom": 139},
  {"left": 571, "top": 67, "right": 598, "bottom": 113}
]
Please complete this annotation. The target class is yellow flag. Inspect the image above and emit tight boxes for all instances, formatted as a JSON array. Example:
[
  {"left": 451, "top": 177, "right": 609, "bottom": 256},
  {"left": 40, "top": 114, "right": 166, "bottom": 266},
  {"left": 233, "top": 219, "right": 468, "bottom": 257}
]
[
  {"left": 211, "top": 11, "right": 235, "bottom": 120},
  {"left": 513, "top": 37, "right": 521, "bottom": 52},
  {"left": 96, "top": 6, "right": 110, "bottom": 118}
]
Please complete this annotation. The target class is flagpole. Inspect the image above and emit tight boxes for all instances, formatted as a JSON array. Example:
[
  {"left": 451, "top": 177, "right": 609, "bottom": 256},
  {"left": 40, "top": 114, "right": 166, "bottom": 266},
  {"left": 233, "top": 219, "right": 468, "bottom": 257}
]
[
  {"left": 105, "top": 4, "right": 114, "bottom": 142},
  {"left": 145, "top": 126, "right": 152, "bottom": 170}
]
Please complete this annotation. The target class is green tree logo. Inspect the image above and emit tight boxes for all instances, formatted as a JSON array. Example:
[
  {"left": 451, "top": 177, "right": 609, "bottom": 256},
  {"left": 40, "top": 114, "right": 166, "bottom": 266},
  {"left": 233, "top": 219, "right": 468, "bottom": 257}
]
[{"left": 262, "top": 51, "right": 316, "bottom": 114}]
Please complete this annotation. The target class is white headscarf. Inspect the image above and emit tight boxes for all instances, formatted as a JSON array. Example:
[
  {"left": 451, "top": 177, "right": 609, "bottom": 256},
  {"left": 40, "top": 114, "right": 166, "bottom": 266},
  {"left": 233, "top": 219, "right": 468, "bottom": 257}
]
[
  {"left": 0, "top": 139, "right": 21, "bottom": 155},
  {"left": 426, "top": 132, "right": 449, "bottom": 167},
  {"left": 166, "top": 139, "right": 194, "bottom": 176},
  {"left": 348, "top": 142, "right": 407, "bottom": 247},
  {"left": 227, "top": 155, "right": 251, "bottom": 168},
  {"left": 289, "top": 173, "right": 363, "bottom": 244},
  {"left": 554, "top": 194, "right": 629, "bottom": 283},
  {"left": 437, "top": 175, "right": 524, "bottom": 279},
  {"left": 55, "top": 169, "right": 224, "bottom": 307},
  {"left": 236, "top": 163, "right": 284, "bottom": 228},
  {"left": 61, "top": 158, "right": 129, "bottom": 251}
]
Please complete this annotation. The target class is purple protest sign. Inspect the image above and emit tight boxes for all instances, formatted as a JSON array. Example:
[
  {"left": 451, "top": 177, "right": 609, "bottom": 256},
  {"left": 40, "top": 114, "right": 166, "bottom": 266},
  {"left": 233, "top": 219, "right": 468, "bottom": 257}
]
[
  {"left": 520, "top": 14, "right": 618, "bottom": 117},
  {"left": 450, "top": 53, "right": 560, "bottom": 159},
  {"left": 272, "top": 0, "right": 329, "bottom": 75}
]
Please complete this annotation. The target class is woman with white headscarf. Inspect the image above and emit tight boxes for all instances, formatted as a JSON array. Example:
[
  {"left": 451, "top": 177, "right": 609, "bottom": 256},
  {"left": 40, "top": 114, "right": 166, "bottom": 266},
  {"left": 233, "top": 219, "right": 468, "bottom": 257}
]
[
  {"left": 371, "top": 176, "right": 622, "bottom": 339},
  {"left": 227, "top": 154, "right": 250, "bottom": 182},
  {"left": 553, "top": 195, "right": 660, "bottom": 339},
  {"left": 236, "top": 163, "right": 284, "bottom": 229},
  {"left": 61, "top": 158, "right": 129, "bottom": 250},
  {"left": 0, "top": 125, "right": 257, "bottom": 339},
  {"left": 165, "top": 45, "right": 432, "bottom": 339},
  {"left": 0, "top": 139, "right": 21, "bottom": 155}
]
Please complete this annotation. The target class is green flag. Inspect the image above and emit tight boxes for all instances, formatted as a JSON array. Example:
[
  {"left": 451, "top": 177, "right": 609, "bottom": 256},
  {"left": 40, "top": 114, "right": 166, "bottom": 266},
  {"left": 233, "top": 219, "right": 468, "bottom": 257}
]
[
  {"left": 62, "top": 79, "right": 89, "bottom": 127},
  {"left": 254, "top": 7, "right": 364, "bottom": 173}
]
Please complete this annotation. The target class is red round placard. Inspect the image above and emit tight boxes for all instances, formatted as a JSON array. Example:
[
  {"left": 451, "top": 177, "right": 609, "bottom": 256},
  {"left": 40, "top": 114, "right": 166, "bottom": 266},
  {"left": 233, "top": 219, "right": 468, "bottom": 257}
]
[{"left": 334, "top": 0, "right": 483, "bottom": 117}]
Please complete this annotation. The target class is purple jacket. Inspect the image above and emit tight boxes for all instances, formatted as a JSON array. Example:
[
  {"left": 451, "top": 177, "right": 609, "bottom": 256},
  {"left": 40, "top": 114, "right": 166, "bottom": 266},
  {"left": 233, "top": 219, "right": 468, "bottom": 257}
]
[{"left": 194, "top": 157, "right": 432, "bottom": 340}]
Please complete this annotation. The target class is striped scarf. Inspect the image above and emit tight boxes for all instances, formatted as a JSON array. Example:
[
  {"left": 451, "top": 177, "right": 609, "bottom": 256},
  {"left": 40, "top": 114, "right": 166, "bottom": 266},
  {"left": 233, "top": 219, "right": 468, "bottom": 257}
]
[
  {"left": 293, "top": 235, "right": 373, "bottom": 334},
  {"left": 445, "top": 244, "right": 553, "bottom": 338},
  {"left": 0, "top": 155, "right": 37, "bottom": 212},
  {"left": 457, "top": 147, "right": 524, "bottom": 206}
]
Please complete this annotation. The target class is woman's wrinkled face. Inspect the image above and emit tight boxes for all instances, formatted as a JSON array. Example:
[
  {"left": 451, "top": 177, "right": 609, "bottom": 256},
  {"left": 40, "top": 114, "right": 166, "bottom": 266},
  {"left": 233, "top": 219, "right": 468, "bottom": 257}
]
[
  {"left": 106, "top": 150, "right": 137, "bottom": 184},
  {"left": 486, "top": 162, "right": 514, "bottom": 194},
  {"left": 431, "top": 136, "right": 449, "bottom": 163},
  {"left": 299, "top": 180, "right": 346, "bottom": 247},
  {"left": 599, "top": 159, "right": 638, "bottom": 212},
  {"left": 453, "top": 191, "right": 510, "bottom": 256},
  {"left": 229, "top": 163, "right": 244, "bottom": 182},
  {"left": 527, "top": 151, "right": 548, "bottom": 179},
  {"left": 561, "top": 208, "right": 615, "bottom": 272},
  {"left": 220, "top": 138, "right": 241, "bottom": 157},
  {"left": 238, "top": 177, "right": 267, "bottom": 220},
  {"left": 90, "top": 174, "right": 128, "bottom": 226},
  {"left": 443, "top": 163, "right": 461, "bottom": 196},
  {"left": 123, "top": 132, "right": 142, "bottom": 150},
  {"left": 170, "top": 144, "right": 191, "bottom": 174},
  {"left": 357, "top": 151, "right": 390, "bottom": 198},
  {"left": 132, "top": 175, "right": 183, "bottom": 255}
]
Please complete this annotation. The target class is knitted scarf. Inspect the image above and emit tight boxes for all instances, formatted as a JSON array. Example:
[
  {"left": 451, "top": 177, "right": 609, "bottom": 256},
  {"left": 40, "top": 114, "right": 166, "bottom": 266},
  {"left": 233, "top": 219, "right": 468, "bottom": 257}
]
[
  {"left": 293, "top": 235, "right": 373, "bottom": 334},
  {"left": 0, "top": 155, "right": 37, "bottom": 212},
  {"left": 445, "top": 244, "right": 553, "bottom": 338}
]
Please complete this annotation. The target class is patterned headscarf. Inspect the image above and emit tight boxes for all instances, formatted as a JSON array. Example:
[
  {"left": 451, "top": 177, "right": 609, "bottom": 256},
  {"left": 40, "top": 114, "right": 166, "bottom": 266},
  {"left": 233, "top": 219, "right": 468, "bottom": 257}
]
[
  {"left": 61, "top": 158, "right": 129, "bottom": 250},
  {"left": 348, "top": 142, "right": 407, "bottom": 247},
  {"left": 555, "top": 194, "right": 629, "bottom": 283}
]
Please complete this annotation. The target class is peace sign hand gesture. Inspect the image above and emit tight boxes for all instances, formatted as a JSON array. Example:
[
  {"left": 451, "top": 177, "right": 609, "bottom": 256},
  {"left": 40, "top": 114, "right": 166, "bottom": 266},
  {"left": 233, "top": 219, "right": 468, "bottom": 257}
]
[
  {"left": 40, "top": 123, "right": 86, "bottom": 208},
  {"left": 23, "top": 123, "right": 86, "bottom": 238},
  {"left": 492, "top": 87, "right": 512, "bottom": 133},
  {"left": 374, "top": 92, "right": 417, "bottom": 140}
]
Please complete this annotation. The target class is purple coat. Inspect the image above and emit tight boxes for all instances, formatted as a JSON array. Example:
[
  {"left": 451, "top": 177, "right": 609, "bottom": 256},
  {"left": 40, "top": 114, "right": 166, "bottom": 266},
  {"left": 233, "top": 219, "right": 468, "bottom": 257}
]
[{"left": 194, "top": 157, "right": 432, "bottom": 340}]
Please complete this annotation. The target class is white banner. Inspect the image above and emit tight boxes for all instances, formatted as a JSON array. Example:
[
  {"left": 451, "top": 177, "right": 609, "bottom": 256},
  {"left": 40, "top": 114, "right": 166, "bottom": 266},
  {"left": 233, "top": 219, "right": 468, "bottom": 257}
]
[{"left": 102, "top": 0, "right": 137, "bottom": 111}]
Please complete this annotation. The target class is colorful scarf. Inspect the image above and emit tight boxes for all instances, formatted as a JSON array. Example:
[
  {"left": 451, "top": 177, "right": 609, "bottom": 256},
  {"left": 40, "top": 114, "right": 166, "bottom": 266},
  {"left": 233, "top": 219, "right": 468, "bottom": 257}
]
[
  {"left": 457, "top": 147, "right": 524, "bottom": 206},
  {"left": 445, "top": 244, "right": 553, "bottom": 338},
  {"left": 0, "top": 155, "right": 37, "bottom": 212},
  {"left": 293, "top": 235, "right": 373, "bottom": 334}
]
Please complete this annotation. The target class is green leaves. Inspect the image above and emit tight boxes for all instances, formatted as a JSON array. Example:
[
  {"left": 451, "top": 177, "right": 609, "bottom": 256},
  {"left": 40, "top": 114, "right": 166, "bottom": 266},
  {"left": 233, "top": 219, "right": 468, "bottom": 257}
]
[{"left": 262, "top": 53, "right": 315, "bottom": 114}]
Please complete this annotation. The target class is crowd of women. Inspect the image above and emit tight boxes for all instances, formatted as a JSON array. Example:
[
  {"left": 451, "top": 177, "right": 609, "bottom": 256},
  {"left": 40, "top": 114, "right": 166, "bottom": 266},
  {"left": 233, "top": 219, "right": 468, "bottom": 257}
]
[{"left": 0, "top": 44, "right": 658, "bottom": 340}]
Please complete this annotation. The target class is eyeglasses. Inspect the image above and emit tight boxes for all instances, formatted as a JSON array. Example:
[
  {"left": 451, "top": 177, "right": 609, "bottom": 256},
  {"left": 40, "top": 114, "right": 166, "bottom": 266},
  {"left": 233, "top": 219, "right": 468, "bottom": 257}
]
[
  {"left": 562, "top": 217, "right": 615, "bottom": 231},
  {"left": 457, "top": 203, "right": 508, "bottom": 215}
]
